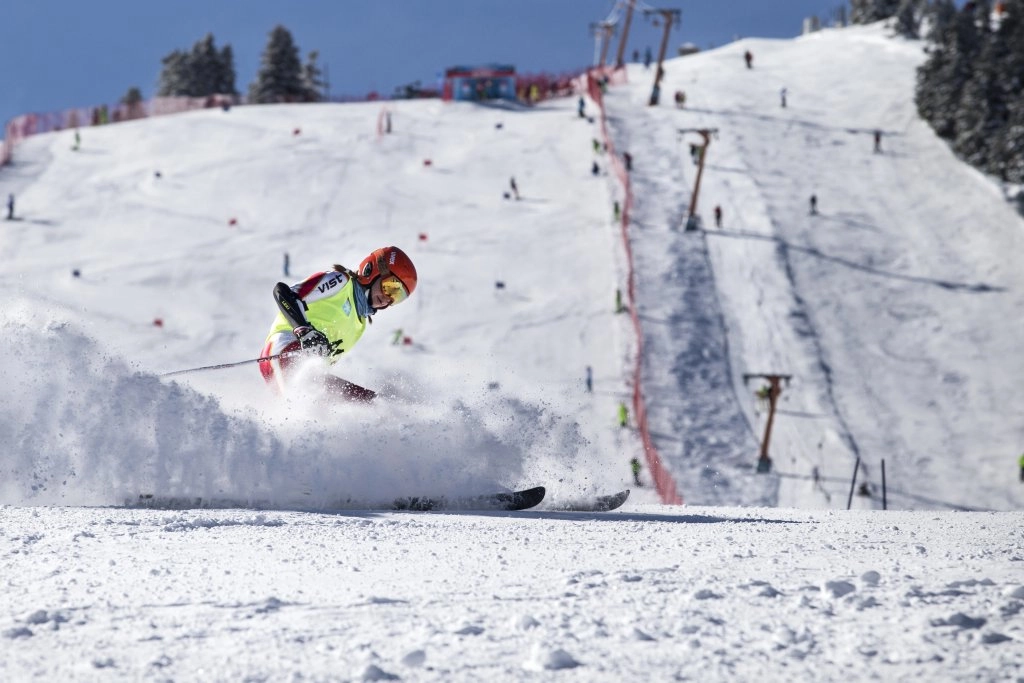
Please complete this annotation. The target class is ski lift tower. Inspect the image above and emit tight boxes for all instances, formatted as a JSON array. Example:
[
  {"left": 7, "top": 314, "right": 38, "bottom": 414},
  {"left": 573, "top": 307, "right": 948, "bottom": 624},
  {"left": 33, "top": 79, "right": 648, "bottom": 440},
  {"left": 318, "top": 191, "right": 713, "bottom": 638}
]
[
  {"left": 614, "top": 0, "right": 637, "bottom": 68},
  {"left": 590, "top": 21, "right": 616, "bottom": 67},
  {"left": 643, "top": 8, "right": 681, "bottom": 105},
  {"left": 742, "top": 373, "right": 792, "bottom": 473},
  {"left": 678, "top": 127, "right": 718, "bottom": 231}
]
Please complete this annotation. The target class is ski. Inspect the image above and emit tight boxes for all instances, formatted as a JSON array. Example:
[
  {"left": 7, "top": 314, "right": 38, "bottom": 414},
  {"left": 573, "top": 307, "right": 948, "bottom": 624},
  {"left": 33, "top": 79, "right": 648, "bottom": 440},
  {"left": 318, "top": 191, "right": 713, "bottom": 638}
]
[
  {"left": 548, "top": 489, "right": 630, "bottom": 512},
  {"left": 129, "top": 494, "right": 275, "bottom": 510},
  {"left": 392, "top": 486, "right": 546, "bottom": 512},
  {"left": 127, "top": 486, "right": 547, "bottom": 513}
]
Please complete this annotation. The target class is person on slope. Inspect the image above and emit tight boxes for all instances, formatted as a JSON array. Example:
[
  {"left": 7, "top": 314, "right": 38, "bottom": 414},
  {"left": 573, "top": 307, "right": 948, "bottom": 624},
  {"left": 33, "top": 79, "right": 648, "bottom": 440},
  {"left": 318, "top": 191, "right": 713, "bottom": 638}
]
[{"left": 258, "top": 245, "right": 417, "bottom": 401}]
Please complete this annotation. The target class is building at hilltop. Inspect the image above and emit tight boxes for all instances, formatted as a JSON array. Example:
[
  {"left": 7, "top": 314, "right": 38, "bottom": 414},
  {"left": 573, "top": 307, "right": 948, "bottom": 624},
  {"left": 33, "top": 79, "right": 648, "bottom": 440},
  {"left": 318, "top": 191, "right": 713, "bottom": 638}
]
[{"left": 442, "top": 65, "right": 517, "bottom": 102}]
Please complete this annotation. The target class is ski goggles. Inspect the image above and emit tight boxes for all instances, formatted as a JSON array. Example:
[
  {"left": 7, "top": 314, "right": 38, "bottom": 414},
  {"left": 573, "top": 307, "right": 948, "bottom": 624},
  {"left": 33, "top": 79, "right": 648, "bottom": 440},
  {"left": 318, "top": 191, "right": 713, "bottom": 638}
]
[{"left": 380, "top": 276, "right": 409, "bottom": 306}]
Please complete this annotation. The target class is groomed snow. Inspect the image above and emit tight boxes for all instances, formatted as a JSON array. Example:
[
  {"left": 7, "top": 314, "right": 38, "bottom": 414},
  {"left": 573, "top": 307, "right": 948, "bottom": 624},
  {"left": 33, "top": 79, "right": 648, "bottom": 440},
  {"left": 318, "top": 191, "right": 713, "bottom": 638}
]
[
  {"left": 3, "top": 505, "right": 1022, "bottom": 680},
  {"left": 1, "top": 21, "right": 1022, "bottom": 681}
]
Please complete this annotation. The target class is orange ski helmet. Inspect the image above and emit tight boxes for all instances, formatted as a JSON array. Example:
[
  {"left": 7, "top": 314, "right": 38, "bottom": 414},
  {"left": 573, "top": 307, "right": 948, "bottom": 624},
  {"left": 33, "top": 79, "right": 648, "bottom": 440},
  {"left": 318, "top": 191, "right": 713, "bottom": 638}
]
[{"left": 357, "top": 246, "right": 417, "bottom": 300}]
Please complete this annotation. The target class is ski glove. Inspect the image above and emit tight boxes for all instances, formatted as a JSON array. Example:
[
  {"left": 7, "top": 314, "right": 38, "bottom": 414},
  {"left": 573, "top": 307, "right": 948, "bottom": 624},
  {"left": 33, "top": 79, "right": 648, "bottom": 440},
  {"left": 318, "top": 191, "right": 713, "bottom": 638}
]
[{"left": 294, "top": 325, "right": 331, "bottom": 357}]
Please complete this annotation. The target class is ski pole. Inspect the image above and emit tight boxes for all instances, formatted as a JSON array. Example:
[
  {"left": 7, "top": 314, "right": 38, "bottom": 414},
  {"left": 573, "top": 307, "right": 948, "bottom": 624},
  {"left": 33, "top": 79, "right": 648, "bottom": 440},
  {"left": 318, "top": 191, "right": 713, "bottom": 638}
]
[
  {"left": 161, "top": 353, "right": 377, "bottom": 403},
  {"left": 161, "top": 352, "right": 297, "bottom": 378}
]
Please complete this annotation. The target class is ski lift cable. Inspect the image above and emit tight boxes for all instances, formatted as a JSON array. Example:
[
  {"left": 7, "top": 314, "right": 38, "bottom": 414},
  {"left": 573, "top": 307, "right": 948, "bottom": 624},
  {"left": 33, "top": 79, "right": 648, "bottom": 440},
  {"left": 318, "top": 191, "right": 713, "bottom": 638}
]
[
  {"left": 601, "top": 2, "right": 622, "bottom": 25},
  {"left": 634, "top": 0, "right": 660, "bottom": 16}
]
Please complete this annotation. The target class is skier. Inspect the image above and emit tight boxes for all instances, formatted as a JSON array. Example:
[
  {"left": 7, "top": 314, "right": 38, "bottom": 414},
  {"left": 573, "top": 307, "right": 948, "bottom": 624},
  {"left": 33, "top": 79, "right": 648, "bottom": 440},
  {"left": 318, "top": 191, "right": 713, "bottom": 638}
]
[
  {"left": 755, "top": 384, "right": 771, "bottom": 411},
  {"left": 713, "top": 205, "right": 722, "bottom": 228},
  {"left": 578, "top": 97, "right": 586, "bottom": 118},
  {"left": 585, "top": 365, "right": 593, "bottom": 393},
  {"left": 618, "top": 402, "right": 629, "bottom": 428},
  {"left": 510, "top": 176, "right": 520, "bottom": 200},
  {"left": 873, "top": 129, "right": 882, "bottom": 153},
  {"left": 744, "top": 50, "right": 753, "bottom": 69},
  {"left": 809, "top": 194, "right": 818, "bottom": 215},
  {"left": 258, "top": 245, "right": 417, "bottom": 400},
  {"left": 780, "top": 87, "right": 788, "bottom": 108},
  {"left": 5, "top": 193, "right": 13, "bottom": 220},
  {"left": 630, "top": 457, "right": 643, "bottom": 486},
  {"left": 1019, "top": 452, "right": 1024, "bottom": 482},
  {"left": 622, "top": 151, "right": 633, "bottom": 172},
  {"left": 689, "top": 143, "right": 701, "bottom": 166}
]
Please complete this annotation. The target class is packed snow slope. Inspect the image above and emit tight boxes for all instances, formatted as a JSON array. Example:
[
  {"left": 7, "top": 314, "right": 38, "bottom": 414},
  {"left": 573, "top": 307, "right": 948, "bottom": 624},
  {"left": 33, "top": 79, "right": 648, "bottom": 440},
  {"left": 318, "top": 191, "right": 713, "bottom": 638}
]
[
  {"left": 2, "top": 505, "right": 1022, "bottom": 681},
  {"left": 1, "top": 22, "right": 1023, "bottom": 511},
  {"left": 0, "top": 94, "right": 647, "bottom": 509},
  {"left": 2, "top": 21, "right": 1024, "bottom": 682},
  {"left": 606, "top": 23, "right": 1024, "bottom": 511}
]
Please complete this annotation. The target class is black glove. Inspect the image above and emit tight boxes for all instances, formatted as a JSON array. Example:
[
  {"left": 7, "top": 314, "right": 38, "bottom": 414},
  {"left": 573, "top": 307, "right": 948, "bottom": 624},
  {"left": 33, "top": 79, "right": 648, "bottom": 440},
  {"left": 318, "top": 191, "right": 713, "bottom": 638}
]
[{"left": 293, "top": 326, "right": 331, "bottom": 357}]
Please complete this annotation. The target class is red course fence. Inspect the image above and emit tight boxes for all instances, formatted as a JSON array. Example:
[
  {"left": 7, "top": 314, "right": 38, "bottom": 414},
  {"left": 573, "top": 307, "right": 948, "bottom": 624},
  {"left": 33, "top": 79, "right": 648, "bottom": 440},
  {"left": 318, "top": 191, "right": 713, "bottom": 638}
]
[
  {"left": 1, "top": 95, "right": 238, "bottom": 167},
  {"left": 1, "top": 72, "right": 586, "bottom": 168},
  {"left": 587, "top": 68, "right": 684, "bottom": 505}
]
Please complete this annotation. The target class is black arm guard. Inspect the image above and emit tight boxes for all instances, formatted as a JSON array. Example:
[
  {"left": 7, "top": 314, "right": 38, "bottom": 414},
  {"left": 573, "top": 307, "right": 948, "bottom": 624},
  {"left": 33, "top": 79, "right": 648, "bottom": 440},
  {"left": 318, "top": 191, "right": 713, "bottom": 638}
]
[{"left": 273, "top": 282, "right": 310, "bottom": 330}]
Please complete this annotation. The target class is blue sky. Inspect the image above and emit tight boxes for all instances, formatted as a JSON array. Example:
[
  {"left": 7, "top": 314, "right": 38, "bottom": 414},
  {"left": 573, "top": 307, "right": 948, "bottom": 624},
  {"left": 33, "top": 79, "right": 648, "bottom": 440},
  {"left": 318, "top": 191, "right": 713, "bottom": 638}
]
[{"left": 2, "top": 1, "right": 846, "bottom": 127}]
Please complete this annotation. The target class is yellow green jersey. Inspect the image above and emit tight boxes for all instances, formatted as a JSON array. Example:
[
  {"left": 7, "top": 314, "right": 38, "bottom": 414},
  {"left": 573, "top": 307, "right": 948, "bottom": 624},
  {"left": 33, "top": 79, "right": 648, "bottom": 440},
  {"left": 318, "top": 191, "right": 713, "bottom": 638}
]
[{"left": 266, "top": 268, "right": 369, "bottom": 364}]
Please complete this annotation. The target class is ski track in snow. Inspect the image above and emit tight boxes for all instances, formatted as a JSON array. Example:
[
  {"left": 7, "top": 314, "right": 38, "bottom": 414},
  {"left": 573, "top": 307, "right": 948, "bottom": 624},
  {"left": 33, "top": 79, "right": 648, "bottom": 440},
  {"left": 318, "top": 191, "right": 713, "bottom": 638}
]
[{"left": 609, "top": 27, "right": 1024, "bottom": 513}]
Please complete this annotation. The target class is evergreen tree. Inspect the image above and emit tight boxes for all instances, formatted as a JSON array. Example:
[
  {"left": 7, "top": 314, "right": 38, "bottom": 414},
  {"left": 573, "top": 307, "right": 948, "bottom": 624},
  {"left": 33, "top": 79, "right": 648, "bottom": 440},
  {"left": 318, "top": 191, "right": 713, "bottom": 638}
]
[
  {"left": 915, "top": 2, "right": 984, "bottom": 139},
  {"left": 191, "top": 34, "right": 221, "bottom": 97},
  {"left": 120, "top": 87, "right": 143, "bottom": 106},
  {"left": 303, "top": 50, "right": 325, "bottom": 102},
  {"left": 990, "top": 0, "right": 1024, "bottom": 180},
  {"left": 217, "top": 45, "right": 239, "bottom": 96},
  {"left": 915, "top": 0, "right": 1024, "bottom": 190},
  {"left": 952, "top": 39, "right": 1000, "bottom": 171},
  {"left": 157, "top": 49, "right": 191, "bottom": 96},
  {"left": 850, "top": 0, "right": 902, "bottom": 23},
  {"left": 120, "top": 86, "right": 145, "bottom": 120},
  {"left": 922, "top": 0, "right": 957, "bottom": 41},
  {"left": 156, "top": 34, "right": 237, "bottom": 97},
  {"left": 249, "top": 25, "right": 309, "bottom": 103},
  {"left": 894, "top": 0, "right": 925, "bottom": 37},
  {"left": 948, "top": 1, "right": 995, "bottom": 168}
]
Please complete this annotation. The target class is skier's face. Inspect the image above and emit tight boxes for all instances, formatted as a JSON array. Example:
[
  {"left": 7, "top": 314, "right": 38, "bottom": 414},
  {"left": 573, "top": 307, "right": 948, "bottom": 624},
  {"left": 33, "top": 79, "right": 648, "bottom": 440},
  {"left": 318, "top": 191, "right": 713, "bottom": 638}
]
[
  {"left": 370, "top": 276, "right": 409, "bottom": 310},
  {"left": 370, "top": 279, "right": 391, "bottom": 310}
]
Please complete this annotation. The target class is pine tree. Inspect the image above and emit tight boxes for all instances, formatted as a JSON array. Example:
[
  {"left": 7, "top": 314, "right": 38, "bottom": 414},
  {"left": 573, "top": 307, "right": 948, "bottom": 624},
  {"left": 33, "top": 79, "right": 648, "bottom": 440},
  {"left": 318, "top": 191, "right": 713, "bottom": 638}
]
[
  {"left": 1000, "top": 91, "right": 1024, "bottom": 183},
  {"left": 894, "top": 0, "right": 925, "bottom": 37},
  {"left": 915, "top": 2, "right": 984, "bottom": 139},
  {"left": 217, "top": 45, "right": 238, "bottom": 96},
  {"left": 157, "top": 50, "right": 191, "bottom": 97},
  {"left": 303, "top": 50, "right": 325, "bottom": 102},
  {"left": 952, "top": 44, "right": 1000, "bottom": 171},
  {"left": 850, "top": 0, "right": 902, "bottom": 23},
  {"left": 922, "top": 0, "right": 958, "bottom": 42},
  {"left": 120, "top": 86, "right": 145, "bottom": 120},
  {"left": 191, "top": 34, "right": 221, "bottom": 98},
  {"left": 120, "top": 87, "right": 143, "bottom": 106},
  {"left": 949, "top": 1, "right": 995, "bottom": 168},
  {"left": 156, "top": 35, "right": 236, "bottom": 97},
  {"left": 990, "top": 0, "right": 1024, "bottom": 180},
  {"left": 249, "top": 25, "right": 309, "bottom": 104}
]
